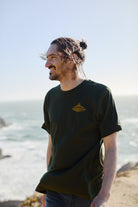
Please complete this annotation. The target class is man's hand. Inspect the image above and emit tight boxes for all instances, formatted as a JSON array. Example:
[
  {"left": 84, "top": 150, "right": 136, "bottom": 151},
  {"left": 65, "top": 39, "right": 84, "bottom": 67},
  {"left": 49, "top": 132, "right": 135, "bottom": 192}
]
[
  {"left": 42, "top": 194, "right": 46, "bottom": 207},
  {"left": 90, "top": 193, "right": 109, "bottom": 207},
  {"left": 90, "top": 132, "right": 117, "bottom": 207}
]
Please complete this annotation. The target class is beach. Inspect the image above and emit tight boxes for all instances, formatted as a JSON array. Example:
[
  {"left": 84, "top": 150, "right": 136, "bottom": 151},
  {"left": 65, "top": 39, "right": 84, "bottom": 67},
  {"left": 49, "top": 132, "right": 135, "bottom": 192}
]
[{"left": 108, "top": 167, "right": 138, "bottom": 206}]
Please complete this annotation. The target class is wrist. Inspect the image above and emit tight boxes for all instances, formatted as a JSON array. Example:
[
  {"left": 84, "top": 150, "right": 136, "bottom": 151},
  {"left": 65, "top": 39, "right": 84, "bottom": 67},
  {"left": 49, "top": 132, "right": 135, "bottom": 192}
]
[{"left": 98, "top": 190, "right": 110, "bottom": 201}]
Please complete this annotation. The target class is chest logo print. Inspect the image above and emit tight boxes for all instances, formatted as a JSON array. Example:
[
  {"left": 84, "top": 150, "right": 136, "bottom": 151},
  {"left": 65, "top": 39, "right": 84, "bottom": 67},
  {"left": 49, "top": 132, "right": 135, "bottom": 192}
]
[{"left": 72, "top": 103, "right": 86, "bottom": 112}]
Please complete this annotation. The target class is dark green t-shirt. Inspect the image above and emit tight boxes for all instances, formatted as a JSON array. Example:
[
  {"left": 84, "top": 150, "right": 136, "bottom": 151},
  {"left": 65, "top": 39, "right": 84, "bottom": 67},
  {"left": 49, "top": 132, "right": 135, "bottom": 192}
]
[{"left": 35, "top": 80, "right": 122, "bottom": 200}]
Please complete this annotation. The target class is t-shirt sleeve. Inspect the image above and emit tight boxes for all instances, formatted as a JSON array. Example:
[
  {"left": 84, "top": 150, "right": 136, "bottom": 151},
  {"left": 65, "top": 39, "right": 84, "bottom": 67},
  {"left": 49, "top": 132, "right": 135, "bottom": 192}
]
[
  {"left": 41, "top": 95, "right": 50, "bottom": 134},
  {"left": 97, "top": 87, "right": 122, "bottom": 138}
]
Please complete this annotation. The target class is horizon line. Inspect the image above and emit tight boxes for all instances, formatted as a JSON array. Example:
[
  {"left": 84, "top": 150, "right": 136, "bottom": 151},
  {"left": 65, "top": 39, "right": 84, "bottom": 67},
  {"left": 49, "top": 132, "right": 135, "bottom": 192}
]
[{"left": 0, "top": 94, "right": 138, "bottom": 103}]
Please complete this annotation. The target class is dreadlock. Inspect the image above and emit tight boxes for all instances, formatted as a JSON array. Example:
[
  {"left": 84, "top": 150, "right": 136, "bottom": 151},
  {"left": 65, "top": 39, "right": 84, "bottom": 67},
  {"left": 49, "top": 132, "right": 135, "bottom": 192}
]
[{"left": 51, "top": 37, "right": 87, "bottom": 66}]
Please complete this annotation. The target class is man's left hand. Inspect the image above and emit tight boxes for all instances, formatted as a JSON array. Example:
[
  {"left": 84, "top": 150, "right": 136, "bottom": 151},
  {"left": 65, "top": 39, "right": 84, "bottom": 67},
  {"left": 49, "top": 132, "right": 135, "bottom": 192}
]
[{"left": 90, "top": 193, "right": 109, "bottom": 207}]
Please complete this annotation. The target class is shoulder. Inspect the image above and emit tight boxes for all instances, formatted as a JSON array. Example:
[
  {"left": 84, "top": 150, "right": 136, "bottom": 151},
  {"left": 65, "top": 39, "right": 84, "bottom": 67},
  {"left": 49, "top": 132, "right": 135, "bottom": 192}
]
[
  {"left": 46, "top": 85, "right": 60, "bottom": 97},
  {"left": 85, "top": 80, "right": 111, "bottom": 97},
  {"left": 44, "top": 85, "right": 60, "bottom": 103}
]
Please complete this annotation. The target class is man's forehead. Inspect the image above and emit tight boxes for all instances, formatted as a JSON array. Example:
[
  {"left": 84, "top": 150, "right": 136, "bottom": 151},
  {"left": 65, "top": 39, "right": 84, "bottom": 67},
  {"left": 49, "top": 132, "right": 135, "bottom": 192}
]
[{"left": 46, "top": 44, "right": 60, "bottom": 57}]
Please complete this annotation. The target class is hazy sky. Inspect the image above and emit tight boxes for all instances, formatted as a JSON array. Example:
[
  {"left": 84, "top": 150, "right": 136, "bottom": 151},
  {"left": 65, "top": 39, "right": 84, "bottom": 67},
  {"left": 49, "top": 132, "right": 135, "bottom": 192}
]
[{"left": 0, "top": 0, "right": 138, "bottom": 101}]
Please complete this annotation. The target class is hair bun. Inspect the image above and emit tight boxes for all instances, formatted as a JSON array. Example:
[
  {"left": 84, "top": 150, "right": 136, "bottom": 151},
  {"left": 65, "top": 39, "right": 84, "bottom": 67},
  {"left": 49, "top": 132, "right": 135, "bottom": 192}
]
[{"left": 80, "top": 40, "right": 87, "bottom": 50}]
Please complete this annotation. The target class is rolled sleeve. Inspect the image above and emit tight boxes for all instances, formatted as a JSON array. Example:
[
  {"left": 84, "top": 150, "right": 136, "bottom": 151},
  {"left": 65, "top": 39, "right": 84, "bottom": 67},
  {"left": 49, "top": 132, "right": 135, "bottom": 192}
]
[
  {"left": 97, "top": 88, "right": 122, "bottom": 138},
  {"left": 42, "top": 95, "right": 50, "bottom": 134}
]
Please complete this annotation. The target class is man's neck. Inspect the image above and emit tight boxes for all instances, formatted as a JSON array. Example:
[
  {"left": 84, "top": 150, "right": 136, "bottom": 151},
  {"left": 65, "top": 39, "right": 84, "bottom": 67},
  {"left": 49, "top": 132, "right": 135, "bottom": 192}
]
[{"left": 60, "top": 77, "right": 85, "bottom": 91}]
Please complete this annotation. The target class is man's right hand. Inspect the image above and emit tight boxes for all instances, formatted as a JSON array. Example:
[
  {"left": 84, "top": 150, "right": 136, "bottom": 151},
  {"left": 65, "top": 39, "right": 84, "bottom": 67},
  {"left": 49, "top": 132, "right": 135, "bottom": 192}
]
[{"left": 42, "top": 194, "right": 46, "bottom": 207}]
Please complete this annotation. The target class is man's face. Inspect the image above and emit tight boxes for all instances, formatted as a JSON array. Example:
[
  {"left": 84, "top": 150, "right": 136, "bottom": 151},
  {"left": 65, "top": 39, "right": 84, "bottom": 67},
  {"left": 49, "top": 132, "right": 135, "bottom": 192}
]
[{"left": 45, "top": 44, "right": 71, "bottom": 81}]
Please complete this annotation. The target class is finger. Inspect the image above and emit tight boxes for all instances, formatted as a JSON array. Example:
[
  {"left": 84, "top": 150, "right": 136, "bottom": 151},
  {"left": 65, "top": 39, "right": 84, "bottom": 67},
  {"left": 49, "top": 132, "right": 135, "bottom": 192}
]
[{"left": 42, "top": 195, "right": 46, "bottom": 207}]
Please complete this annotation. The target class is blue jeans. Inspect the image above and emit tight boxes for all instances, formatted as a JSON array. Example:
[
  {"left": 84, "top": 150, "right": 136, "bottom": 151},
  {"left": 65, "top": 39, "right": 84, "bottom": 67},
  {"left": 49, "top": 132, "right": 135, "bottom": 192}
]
[{"left": 46, "top": 190, "right": 91, "bottom": 207}]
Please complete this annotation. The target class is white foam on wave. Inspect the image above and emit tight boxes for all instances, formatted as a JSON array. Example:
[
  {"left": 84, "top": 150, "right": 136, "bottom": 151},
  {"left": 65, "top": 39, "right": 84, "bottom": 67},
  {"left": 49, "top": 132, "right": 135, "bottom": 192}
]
[
  {"left": 0, "top": 123, "right": 23, "bottom": 131},
  {"left": 129, "top": 141, "right": 138, "bottom": 147},
  {"left": 0, "top": 138, "right": 47, "bottom": 201},
  {"left": 0, "top": 122, "right": 27, "bottom": 142},
  {"left": 123, "top": 118, "right": 138, "bottom": 124},
  {"left": 0, "top": 136, "right": 8, "bottom": 141},
  {"left": 22, "top": 140, "right": 37, "bottom": 150}
]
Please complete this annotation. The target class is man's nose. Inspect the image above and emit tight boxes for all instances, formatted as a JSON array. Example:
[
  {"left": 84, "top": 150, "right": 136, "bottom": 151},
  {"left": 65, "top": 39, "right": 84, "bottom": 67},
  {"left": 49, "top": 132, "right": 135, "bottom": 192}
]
[{"left": 45, "top": 59, "right": 50, "bottom": 68}]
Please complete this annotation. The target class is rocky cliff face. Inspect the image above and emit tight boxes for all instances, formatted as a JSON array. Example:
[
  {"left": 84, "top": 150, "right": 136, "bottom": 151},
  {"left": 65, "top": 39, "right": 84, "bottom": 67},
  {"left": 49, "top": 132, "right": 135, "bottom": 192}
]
[
  {"left": 0, "top": 117, "right": 9, "bottom": 128},
  {"left": 0, "top": 118, "right": 11, "bottom": 159},
  {"left": 0, "top": 148, "right": 11, "bottom": 159}
]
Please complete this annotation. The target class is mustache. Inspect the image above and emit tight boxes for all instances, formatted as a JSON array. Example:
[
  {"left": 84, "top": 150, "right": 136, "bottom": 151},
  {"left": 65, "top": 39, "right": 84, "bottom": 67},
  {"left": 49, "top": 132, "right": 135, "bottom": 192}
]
[{"left": 49, "top": 65, "right": 56, "bottom": 69}]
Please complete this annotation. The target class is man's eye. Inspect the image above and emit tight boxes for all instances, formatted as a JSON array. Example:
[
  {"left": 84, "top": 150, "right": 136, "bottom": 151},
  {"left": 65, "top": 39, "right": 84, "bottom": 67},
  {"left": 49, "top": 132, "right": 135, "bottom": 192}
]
[{"left": 51, "top": 56, "right": 56, "bottom": 59}]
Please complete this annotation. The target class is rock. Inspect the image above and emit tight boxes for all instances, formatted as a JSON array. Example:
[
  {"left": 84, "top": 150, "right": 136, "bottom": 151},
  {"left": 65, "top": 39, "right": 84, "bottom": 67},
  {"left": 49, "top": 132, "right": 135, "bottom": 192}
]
[
  {"left": 0, "top": 148, "right": 2, "bottom": 156},
  {"left": 117, "top": 162, "right": 138, "bottom": 174},
  {"left": 0, "top": 200, "right": 22, "bottom": 207},
  {"left": 0, "top": 117, "right": 9, "bottom": 128},
  {"left": 0, "top": 148, "right": 11, "bottom": 160},
  {"left": 19, "top": 192, "right": 43, "bottom": 207}
]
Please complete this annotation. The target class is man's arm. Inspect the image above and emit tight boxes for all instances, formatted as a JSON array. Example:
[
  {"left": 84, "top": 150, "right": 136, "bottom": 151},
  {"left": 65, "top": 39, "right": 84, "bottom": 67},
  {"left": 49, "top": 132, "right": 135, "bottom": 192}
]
[
  {"left": 90, "top": 132, "right": 118, "bottom": 207},
  {"left": 42, "top": 134, "right": 52, "bottom": 207},
  {"left": 46, "top": 134, "right": 52, "bottom": 169}
]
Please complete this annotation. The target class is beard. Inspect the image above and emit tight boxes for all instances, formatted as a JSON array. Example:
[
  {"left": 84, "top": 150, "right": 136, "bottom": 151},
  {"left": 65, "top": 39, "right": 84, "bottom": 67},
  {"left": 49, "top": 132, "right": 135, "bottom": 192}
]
[
  {"left": 49, "top": 73, "right": 60, "bottom": 80},
  {"left": 49, "top": 67, "right": 68, "bottom": 81}
]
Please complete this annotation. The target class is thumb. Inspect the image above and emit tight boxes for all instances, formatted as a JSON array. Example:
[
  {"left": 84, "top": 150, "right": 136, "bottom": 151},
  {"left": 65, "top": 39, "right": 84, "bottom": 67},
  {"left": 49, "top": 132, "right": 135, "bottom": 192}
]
[{"left": 90, "top": 202, "right": 96, "bottom": 207}]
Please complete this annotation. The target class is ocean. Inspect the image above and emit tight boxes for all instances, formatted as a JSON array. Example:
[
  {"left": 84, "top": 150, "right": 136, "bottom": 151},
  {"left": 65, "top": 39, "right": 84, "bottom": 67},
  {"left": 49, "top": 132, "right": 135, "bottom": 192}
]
[{"left": 0, "top": 96, "right": 138, "bottom": 201}]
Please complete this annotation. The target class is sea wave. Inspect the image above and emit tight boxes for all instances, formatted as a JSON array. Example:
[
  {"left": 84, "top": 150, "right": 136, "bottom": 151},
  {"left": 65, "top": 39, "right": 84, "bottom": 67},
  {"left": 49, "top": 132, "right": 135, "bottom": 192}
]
[
  {"left": 122, "top": 118, "right": 138, "bottom": 123},
  {"left": 0, "top": 136, "right": 7, "bottom": 141},
  {"left": 129, "top": 141, "right": 138, "bottom": 147},
  {"left": 0, "top": 123, "right": 23, "bottom": 131}
]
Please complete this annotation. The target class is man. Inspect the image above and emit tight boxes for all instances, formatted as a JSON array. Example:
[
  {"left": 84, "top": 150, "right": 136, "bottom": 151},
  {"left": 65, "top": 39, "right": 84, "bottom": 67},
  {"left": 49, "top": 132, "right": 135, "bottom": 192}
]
[{"left": 35, "top": 37, "right": 122, "bottom": 207}]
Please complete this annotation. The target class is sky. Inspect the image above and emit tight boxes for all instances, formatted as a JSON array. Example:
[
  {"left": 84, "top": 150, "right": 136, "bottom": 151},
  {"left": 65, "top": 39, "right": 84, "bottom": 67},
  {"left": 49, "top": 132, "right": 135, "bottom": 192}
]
[{"left": 0, "top": 0, "right": 138, "bottom": 101}]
